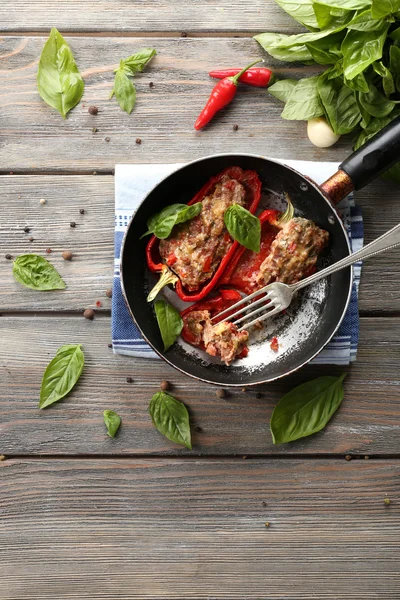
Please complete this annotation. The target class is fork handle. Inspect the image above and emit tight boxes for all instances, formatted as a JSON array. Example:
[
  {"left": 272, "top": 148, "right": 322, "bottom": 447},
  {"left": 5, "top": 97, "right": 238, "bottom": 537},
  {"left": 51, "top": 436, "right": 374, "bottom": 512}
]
[{"left": 291, "top": 222, "right": 400, "bottom": 292}]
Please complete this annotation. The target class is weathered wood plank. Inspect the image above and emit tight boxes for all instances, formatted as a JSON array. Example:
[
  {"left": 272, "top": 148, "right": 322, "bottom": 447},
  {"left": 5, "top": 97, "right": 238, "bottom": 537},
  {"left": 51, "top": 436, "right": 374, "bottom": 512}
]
[
  {"left": 0, "top": 458, "right": 399, "bottom": 599},
  {"left": 0, "top": 36, "right": 351, "bottom": 172},
  {"left": 1, "top": 175, "right": 399, "bottom": 313},
  {"left": 0, "top": 1, "right": 303, "bottom": 33},
  {"left": 1, "top": 315, "right": 399, "bottom": 455}
]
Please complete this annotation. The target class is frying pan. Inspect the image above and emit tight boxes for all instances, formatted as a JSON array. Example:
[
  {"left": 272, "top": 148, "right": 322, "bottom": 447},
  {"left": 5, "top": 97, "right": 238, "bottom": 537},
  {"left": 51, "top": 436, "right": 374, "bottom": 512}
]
[{"left": 121, "top": 117, "right": 400, "bottom": 386}]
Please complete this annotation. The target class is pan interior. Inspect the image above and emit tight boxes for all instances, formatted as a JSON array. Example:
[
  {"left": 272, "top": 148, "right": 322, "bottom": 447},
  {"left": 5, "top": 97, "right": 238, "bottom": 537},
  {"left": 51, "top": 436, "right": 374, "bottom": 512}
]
[{"left": 121, "top": 155, "right": 351, "bottom": 385}]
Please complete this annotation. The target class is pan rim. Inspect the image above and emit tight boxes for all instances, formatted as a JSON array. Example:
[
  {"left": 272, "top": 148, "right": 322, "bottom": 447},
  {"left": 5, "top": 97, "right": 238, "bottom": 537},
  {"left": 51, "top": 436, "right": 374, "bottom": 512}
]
[{"left": 120, "top": 153, "right": 353, "bottom": 387}]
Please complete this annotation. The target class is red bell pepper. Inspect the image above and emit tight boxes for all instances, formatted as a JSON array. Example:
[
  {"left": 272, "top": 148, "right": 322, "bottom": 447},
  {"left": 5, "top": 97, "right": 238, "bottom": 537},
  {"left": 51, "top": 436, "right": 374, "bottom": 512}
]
[
  {"left": 146, "top": 166, "right": 262, "bottom": 302},
  {"left": 219, "top": 209, "right": 281, "bottom": 295},
  {"left": 180, "top": 289, "right": 248, "bottom": 357}
]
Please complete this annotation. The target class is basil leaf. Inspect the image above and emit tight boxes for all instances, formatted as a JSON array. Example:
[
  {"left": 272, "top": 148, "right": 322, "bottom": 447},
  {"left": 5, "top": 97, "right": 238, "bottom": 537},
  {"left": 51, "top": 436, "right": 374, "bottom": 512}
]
[
  {"left": 37, "top": 27, "right": 84, "bottom": 118},
  {"left": 312, "top": 0, "right": 370, "bottom": 8},
  {"left": 120, "top": 48, "right": 156, "bottom": 75},
  {"left": 347, "top": 9, "right": 388, "bottom": 30},
  {"left": 358, "top": 84, "right": 396, "bottom": 116},
  {"left": 341, "top": 25, "right": 389, "bottom": 80},
  {"left": 145, "top": 202, "right": 202, "bottom": 239},
  {"left": 270, "top": 374, "right": 346, "bottom": 444},
  {"left": 103, "top": 410, "right": 121, "bottom": 438},
  {"left": 371, "top": 0, "right": 400, "bottom": 18},
  {"left": 373, "top": 61, "right": 395, "bottom": 96},
  {"left": 268, "top": 79, "right": 298, "bottom": 102},
  {"left": 306, "top": 33, "right": 343, "bottom": 64},
  {"left": 281, "top": 76, "right": 324, "bottom": 120},
  {"left": 344, "top": 70, "right": 369, "bottom": 92},
  {"left": 39, "top": 344, "right": 84, "bottom": 409},
  {"left": 224, "top": 205, "right": 261, "bottom": 253},
  {"left": 154, "top": 300, "right": 183, "bottom": 352},
  {"left": 149, "top": 392, "right": 192, "bottom": 449},
  {"left": 114, "top": 70, "right": 136, "bottom": 114},
  {"left": 390, "top": 45, "right": 400, "bottom": 91},
  {"left": 254, "top": 33, "right": 314, "bottom": 62},
  {"left": 273, "top": 0, "right": 319, "bottom": 29},
  {"left": 13, "top": 254, "right": 66, "bottom": 291},
  {"left": 313, "top": 3, "right": 352, "bottom": 29},
  {"left": 317, "top": 70, "right": 361, "bottom": 133}
]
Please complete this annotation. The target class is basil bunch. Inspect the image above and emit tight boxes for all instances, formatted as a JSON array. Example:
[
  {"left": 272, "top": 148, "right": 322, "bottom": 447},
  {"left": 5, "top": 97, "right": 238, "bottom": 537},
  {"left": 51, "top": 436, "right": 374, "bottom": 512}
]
[
  {"left": 111, "top": 48, "right": 156, "bottom": 114},
  {"left": 37, "top": 28, "right": 84, "bottom": 118},
  {"left": 256, "top": 0, "right": 400, "bottom": 182}
]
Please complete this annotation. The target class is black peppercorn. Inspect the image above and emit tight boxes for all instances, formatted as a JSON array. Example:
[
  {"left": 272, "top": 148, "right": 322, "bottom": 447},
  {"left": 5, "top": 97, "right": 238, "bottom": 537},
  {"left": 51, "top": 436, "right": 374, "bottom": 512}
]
[
  {"left": 181, "top": 31, "right": 188, "bottom": 37},
  {"left": 24, "top": 226, "right": 30, "bottom": 233},
  {"left": 105, "top": 137, "right": 110, "bottom": 143},
  {"left": 136, "top": 138, "right": 142, "bottom": 145},
  {"left": 79, "top": 208, "right": 85, "bottom": 215},
  {"left": 126, "top": 377, "right": 134, "bottom": 383},
  {"left": 5, "top": 254, "right": 12, "bottom": 260},
  {"left": 149, "top": 81, "right": 154, "bottom": 88},
  {"left": 233, "top": 124, "right": 239, "bottom": 131},
  {"left": 88, "top": 106, "right": 98, "bottom": 115},
  {"left": 70, "top": 221, "right": 76, "bottom": 228}
]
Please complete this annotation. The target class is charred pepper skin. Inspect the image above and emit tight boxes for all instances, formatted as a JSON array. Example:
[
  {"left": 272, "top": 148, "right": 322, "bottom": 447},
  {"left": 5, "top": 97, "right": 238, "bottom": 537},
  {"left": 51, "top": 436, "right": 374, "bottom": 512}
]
[{"left": 194, "top": 60, "right": 262, "bottom": 130}]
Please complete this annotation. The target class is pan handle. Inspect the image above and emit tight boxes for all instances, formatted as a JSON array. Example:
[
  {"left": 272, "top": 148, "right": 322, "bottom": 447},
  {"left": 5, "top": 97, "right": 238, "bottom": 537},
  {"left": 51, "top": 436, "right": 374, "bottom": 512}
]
[{"left": 320, "top": 115, "right": 400, "bottom": 204}]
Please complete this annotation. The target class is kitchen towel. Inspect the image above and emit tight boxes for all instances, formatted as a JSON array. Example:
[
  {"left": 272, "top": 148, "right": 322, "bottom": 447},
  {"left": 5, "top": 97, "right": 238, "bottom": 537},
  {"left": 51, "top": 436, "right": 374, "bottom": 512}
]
[{"left": 112, "top": 160, "right": 363, "bottom": 364}]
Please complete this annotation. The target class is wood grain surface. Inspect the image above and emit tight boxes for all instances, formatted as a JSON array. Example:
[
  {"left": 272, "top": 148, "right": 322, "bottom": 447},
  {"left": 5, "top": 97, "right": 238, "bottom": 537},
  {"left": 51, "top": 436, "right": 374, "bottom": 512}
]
[
  {"left": 0, "top": 1, "right": 303, "bottom": 33},
  {"left": 1, "top": 315, "right": 399, "bottom": 456},
  {"left": 1, "top": 175, "right": 400, "bottom": 313},
  {"left": 0, "top": 36, "right": 353, "bottom": 172},
  {"left": 1, "top": 458, "right": 399, "bottom": 600}
]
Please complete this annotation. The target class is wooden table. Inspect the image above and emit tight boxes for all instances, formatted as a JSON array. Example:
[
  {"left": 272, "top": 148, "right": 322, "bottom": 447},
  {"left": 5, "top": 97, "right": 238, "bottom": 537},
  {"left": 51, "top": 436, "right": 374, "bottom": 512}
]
[{"left": 1, "top": 3, "right": 400, "bottom": 598}]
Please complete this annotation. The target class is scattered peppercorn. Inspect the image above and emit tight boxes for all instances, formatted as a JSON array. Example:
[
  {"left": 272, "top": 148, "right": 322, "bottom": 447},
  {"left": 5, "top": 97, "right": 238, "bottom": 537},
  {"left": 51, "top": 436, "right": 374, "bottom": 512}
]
[
  {"left": 23, "top": 226, "right": 30, "bottom": 233},
  {"left": 88, "top": 106, "right": 99, "bottom": 115},
  {"left": 39, "top": 198, "right": 46, "bottom": 205},
  {"left": 160, "top": 380, "right": 170, "bottom": 391},
  {"left": 264, "top": 522, "right": 270, "bottom": 528},
  {"left": 5, "top": 254, "right": 12, "bottom": 260},
  {"left": 62, "top": 250, "right": 73, "bottom": 261},
  {"left": 384, "top": 497, "right": 391, "bottom": 506},
  {"left": 262, "top": 501, "right": 267, "bottom": 507},
  {"left": 126, "top": 377, "right": 134, "bottom": 383},
  {"left": 106, "top": 288, "right": 113, "bottom": 298},
  {"left": 255, "top": 392, "right": 262, "bottom": 399},
  {"left": 136, "top": 138, "right": 142, "bottom": 145},
  {"left": 92, "top": 127, "right": 98, "bottom": 133},
  {"left": 345, "top": 455, "right": 352, "bottom": 461},
  {"left": 79, "top": 208, "right": 85, "bottom": 215},
  {"left": 28, "top": 237, "right": 34, "bottom": 242},
  {"left": 181, "top": 31, "right": 188, "bottom": 37},
  {"left": 149, "top": 81, "right": 154, "bottom": 88},
  {"left": 46, "top": 248, "right": 52, "bottom": 254},
  {"left": 195, "top": 426, "right": 203, "bottom": 433},
  {"left": 364, "top": 455, "right": 370, "bottom": 460},
  {"left": 242, "top": 455, "right": 247, "bottom": 460},
  {"left": 108, "top": 343, "right": 112, "bottom": 348},
  {"left": 0, "top": 455, "right": 5, "bottom": 461},
  {"left": 96, "top": 300, "right": 102, "bottom": 308},
  {"left": 105, "top": 137, "right": 110, "bottom": 143},
  {"left": 216, "top": 388, "right": 226, "bottom": 399},
  {"left": 83, "top": 308, "right": 95, "bottom": 320},
  {"left": 242, "top": 387, "right": 247, "bottom": 393},
  {"left": 70, "top": 221, "right": 76, "bottom": 228},
  {"left": 233, "top": 124, "right": 239, "bottom": 131},
  {"left": 93, "top": 171, "right": 97, "bottom": 175}
]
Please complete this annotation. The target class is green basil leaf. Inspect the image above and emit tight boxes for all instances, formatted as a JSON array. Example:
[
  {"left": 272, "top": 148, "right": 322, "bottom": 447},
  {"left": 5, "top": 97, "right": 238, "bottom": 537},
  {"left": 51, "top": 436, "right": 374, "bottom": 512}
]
[
  {"left": 373, "top": 61, "right": 395, "bottom": 96},
  {"left": 390, "top": 45, "right": 400, "bottom": 91},
  {"left": 347, "top": 8, "right": 388, "bottom": 30},
  {"left": 312, "top": 0, "right": 370, "bottom": 8},
  {"left": 154, "top": 300, "right": 183, "bottom": 352},
  {"left": 344, "top": 70, "right": 369, "bottom": 92},
  {"left": 389, "top": 25, "right": 400, "bottom": 44},
  {"left": 371, "top": 0, "right": 400, "bottom": 18},
  {"left": 270, "top": 374, "right": 346, "bottom": 444},
  {"left": 113, "top": 70, "right": 136, "bottom": 114},
  {"left": 317, "top": 71, "right": 361, "bottom": 133},
  {"left": 306, "top": 40, "right": 342, "bottom": 64},
  {"left": 254, "top": 33, "right": 314, "bottom": 62},
  {"left": 224, "top": 205, "right": 261, "bottom": 253},
  {"left": 145, "top": 202, "right": 202, "bottom": 240},
  {"left": 358, "top": 84, "right": 396, "bottom": 116},
  {"left": 341, "top": 24, "right": 389, "bottom": 80},
  {"left": 119, "top": 48, "right": 156, "bottom": 75},
  {"left": 313, "top": 3, "right": 353, "bottom": 29},
  {"left": 39, "top": 344, "right": 84, "bottom": 409},
  {"left": 149, "top": 392, "right": 192, "bottom": 449},
  {"left": 268, "top": 79, "right": 298, "bottom": 102},
  {"left": 281, "top": 76, "right": 324, "bottom": 120},
  {"left": 103, "top": 410, "right": 121, "bottom": 438},
  {"left": 13, "top": 254, "right": 66, "bottom": 291},
  {"left": 37, "top": 27, "right": 84, "bottom": 118},
  {"left": 273, "top": 0, "right": 319, "bottom": 29}
]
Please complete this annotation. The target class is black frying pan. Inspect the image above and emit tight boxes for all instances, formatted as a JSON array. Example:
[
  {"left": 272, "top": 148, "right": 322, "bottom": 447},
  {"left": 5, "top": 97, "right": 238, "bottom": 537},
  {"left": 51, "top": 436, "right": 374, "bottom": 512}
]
[{"left": 121, "top": 117, "right": 400, "bottom": 386}]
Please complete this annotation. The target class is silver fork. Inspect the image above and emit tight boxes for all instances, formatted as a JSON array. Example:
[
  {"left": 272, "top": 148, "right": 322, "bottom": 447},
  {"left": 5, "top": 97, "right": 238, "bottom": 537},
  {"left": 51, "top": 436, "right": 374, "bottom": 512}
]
[{"left": 213, "top": 222, "right": 400, "bottom": 331}]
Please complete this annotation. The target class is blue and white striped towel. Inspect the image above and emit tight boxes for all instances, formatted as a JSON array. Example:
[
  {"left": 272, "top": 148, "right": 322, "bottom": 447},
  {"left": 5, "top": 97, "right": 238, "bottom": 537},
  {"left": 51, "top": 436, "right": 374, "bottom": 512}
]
[{"left": 112, "top": 160, "right": 363, "bottom": 364}]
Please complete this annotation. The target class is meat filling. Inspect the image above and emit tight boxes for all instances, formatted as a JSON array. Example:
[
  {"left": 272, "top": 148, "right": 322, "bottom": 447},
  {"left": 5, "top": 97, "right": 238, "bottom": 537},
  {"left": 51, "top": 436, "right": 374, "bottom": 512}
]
[
  {"left": 182, "top": 310, "right": 249, "bottom": 366},
  {"left": 159, "top": 175, "right": 246, "bottom": 291},
  {"left": 257, "top": 217, "right": 329, "bottom": 286}
]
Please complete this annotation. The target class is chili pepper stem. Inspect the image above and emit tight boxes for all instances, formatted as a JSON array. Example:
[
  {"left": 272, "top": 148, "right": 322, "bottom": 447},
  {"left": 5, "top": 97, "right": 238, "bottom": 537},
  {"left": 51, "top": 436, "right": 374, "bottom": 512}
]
[
  {"left": 231, "top": 59, "right": 264, "bottom": 84},
  {"left": 147, "top": 266, "right": 179, "bottom": 302}
]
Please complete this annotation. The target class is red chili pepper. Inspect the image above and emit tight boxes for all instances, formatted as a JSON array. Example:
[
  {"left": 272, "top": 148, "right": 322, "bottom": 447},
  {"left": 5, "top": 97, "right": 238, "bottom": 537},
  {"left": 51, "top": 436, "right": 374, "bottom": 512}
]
[
  {"left": 194, "top": 59, "right": 262, "bottom": 130},
  {"left": 219, "top": 209, "right": 281, "bottom": 295},
  {"left": 209, "top": 67, "right": 274, "bottom": 88},
  {"left": 146, "top": 166, "right": 262, "bottom": 302}
]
